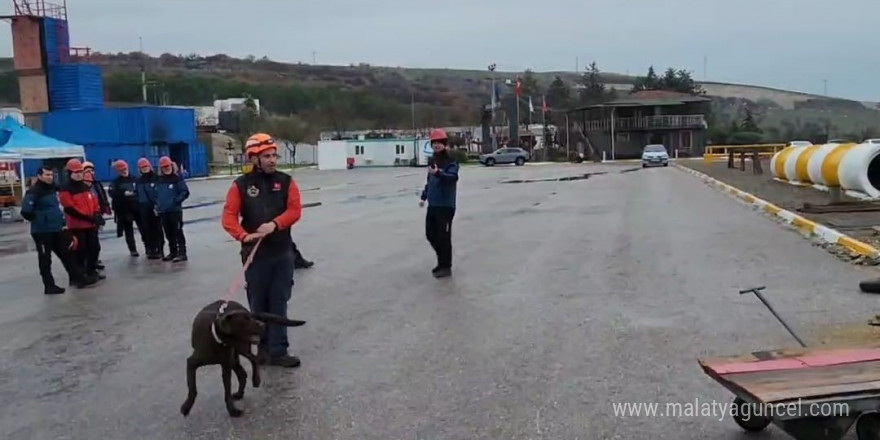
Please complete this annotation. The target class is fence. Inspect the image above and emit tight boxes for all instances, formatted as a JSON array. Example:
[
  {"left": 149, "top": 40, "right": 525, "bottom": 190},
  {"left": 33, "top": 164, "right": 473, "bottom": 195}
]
[{"left": 703, "top": 144, "right": 787, "bottom": 163}]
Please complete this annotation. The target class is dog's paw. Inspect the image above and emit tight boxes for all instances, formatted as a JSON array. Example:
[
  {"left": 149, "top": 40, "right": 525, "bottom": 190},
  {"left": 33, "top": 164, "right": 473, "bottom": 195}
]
[
  {"left": 253, "top": 375, "right": 261, "bottom": 388},
  {"left": 180, "top": 401, "right": 193, "bottom": 417},
  {"left": 226, "top": 406, "right": 243, "bottom": 418},
  {"left": 231, "top": 391, "right": 244, "bottom": 400}
]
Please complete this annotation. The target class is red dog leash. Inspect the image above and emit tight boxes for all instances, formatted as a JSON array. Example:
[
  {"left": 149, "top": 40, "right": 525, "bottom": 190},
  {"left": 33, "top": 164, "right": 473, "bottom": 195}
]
[{"left": 222, "top": 237, "right": 263, "bottom": 302}]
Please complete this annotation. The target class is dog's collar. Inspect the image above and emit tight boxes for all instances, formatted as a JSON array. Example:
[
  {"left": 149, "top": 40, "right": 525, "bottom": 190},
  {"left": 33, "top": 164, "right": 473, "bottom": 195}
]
[
  {"left": 212, "top": 301, "right": 229, "bottom": 345},
  {"left": 211, "top": 321, "right": 226, "bottom": 345}
]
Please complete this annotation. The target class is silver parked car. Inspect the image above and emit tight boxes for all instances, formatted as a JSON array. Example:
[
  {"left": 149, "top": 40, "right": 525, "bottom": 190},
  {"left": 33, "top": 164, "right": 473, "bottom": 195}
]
[
  {"left": 479, "top": 147, "right": 530, "bottom": 166},
  {"left": 641, "top": 144, "right": 669, "bottom": 167}
]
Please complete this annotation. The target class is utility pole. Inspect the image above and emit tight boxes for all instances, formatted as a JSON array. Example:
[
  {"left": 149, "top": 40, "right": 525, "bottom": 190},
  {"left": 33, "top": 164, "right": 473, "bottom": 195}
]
[
  {"left": 312, "top": 51, "right": 316, "bottom": 64},
  {"left": 575, "top": 56, "right": 579, "bottom": 73},
  {"left": 703, "top": 55, "right": 708, "bottom": 80},
  {"left": 822, "top": 79, "right": 828, "bottom": 96},
  {"left": 140, "top": 36, "right": 147, "bottom": 103}
]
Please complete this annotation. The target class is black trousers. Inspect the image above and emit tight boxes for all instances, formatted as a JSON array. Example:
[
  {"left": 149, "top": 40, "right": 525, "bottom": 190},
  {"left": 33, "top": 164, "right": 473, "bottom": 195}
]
[
  {"left": 31, "top": 231, "right": 84, "bottom": 288},
  {"left": 139, "top": 206, "right": 165, "bottom": 255},
  {"left": 71, "top": 228, "right": 101, "bottom": 276},
  {"left": 160, "top": 211, "right": 186, "bottom": 256},
  {"left": 116, "top": 209, "right": 143, "bottom": 253},
  {"left": 425, "top": 206, "right": 455, "bottom": 268}
]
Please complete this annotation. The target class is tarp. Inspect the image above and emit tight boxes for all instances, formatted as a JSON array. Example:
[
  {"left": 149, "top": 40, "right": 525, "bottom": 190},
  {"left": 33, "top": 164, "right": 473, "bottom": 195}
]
[{"left": 0, "top": 115, "right": 84, "bottom": 159}]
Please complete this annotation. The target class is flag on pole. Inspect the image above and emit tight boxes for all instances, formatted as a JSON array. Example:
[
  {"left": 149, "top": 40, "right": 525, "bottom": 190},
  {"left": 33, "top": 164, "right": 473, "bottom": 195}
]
[
  {"left": 528, "top": 96, "right": 534, "bottom": 113},
  {"left": 542, "top": 95, "right": 548, "bottom": 113},
  {"left": 515, "top": 77, "right": 522, "bottom": 97}
]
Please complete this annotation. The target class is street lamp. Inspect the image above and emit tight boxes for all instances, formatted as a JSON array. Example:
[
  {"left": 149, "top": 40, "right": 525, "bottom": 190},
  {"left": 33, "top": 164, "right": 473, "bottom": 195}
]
[{"left": 488, "top": 63, "right": 497, "bottom": 149}]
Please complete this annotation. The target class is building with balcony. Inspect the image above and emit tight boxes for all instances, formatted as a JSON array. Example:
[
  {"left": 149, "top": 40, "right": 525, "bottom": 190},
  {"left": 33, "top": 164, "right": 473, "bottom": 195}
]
[{"left": 569, "top": 90, "right": 711, "bottom": 160}]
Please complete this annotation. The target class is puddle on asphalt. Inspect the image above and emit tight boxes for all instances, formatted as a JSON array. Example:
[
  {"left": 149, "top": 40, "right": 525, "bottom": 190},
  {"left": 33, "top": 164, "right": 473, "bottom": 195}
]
[
  {"left": 500, "top": 172, "right": 609, "bottom": 184},
  {"left": 619, "top": 167, "right": 642, "bottom": 174}
]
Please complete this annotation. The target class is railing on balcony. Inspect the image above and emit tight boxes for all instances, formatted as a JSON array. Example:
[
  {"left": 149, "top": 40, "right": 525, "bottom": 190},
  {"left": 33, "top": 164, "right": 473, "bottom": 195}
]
[{"left": 584, "top": 114, "right": 706, "bottom": 131}]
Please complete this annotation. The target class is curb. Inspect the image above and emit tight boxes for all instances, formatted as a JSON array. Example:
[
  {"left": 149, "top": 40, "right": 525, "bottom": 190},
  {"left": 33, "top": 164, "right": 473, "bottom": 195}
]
[{"left": 674, "top": 164, "right": 880, "bottom": 258}]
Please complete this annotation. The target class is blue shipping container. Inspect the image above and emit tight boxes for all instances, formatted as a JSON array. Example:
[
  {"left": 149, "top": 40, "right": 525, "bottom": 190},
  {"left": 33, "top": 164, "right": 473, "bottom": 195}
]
[
  {"left": 42, "top": 107, "right": 197, "bottom": 146},
  {"left": 186, "top": 143, "right": 208, "bottom": 178},
  {"left": 47, "top": 64, "right": 104, "bottom": 111},
  {"left": 41, "top": 17, "right": 70, "bottom": 66}
]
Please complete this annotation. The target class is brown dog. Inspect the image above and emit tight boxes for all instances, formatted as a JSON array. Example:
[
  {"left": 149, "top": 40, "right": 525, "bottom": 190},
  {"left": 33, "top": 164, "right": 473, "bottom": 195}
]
[{"left": 180, "top": 300, "right": 306, "bottom": 417}]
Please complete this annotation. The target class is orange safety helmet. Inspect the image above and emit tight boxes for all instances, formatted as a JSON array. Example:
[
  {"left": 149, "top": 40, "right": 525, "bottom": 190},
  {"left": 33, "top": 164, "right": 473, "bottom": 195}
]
[
  {"left": 83, "top": 161, "right": 95, "bottom": 170},
  {"left": 66, "top": 158, "right": 84, "bottom": 172},
  {"left": 429, "top": 129, "right": 448, "bottom": 142},
  {"left": 245, "top": 133, "right": 277, "bottom": 156},
  {"left": 158, "top": 156, "right": 173, "bottom": 168},
  {"left": 114, "top": 160, "right": 128, "bottom": 171},
  {"left": 137, "top": 157, "right": 151, "bottom": 169}
]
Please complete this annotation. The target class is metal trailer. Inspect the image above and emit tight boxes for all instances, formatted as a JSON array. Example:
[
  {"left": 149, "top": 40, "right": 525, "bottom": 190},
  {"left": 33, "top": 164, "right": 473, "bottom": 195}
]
[{"left": 698, "top": 286, "right": 880, "bottom": 439}]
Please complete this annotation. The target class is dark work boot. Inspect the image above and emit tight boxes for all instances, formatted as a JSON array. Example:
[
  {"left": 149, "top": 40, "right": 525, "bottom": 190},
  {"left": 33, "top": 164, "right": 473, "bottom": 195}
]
[
  {"left": 162, "top": 252, "right": 177, "bottom": 262},
  {"left": 44, "top": 285, "right": 65, "bottom": 295},
  {"left": 268, "top": 354, "right": 301, "bottom": 368},
  {"left": 433, "top": 267, "right": 452, "bottom": 278},
  {"left": 294, "top": 259, "right": 314, "bottom": 269},
  {"left": 74, "top": 275, "right": 99, "bottom": 289},
  {"left": 173, "top": 244, "right": 187, "bottom": 262}
]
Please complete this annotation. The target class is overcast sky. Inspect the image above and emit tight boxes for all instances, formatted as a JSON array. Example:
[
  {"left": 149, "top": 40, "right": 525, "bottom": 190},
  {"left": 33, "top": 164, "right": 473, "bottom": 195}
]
[{"left": 2, "top": 0, "right": 878, "bottom": 101}]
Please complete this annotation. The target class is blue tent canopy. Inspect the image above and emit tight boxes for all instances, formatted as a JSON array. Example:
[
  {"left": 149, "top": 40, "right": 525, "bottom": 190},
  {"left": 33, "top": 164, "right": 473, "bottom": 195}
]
[{"left": 0, "top": 115, "right": 84, "bottom": 159}]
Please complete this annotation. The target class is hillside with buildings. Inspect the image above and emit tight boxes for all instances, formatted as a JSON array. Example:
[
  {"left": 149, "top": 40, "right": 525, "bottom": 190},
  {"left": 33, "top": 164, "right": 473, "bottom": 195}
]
[{"left": 0, "top": 52, "right": 878, "bottom": 144}]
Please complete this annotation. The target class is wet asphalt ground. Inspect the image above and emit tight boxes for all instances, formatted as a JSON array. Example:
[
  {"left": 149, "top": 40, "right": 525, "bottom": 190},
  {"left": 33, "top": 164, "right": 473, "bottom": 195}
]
[{"left": 0, "top": 162, "right": 877, "bottom": 439}]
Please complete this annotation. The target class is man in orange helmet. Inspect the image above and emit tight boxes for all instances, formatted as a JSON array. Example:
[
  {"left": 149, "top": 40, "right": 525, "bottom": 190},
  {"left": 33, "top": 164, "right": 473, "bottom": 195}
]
[
  {"left": 135, "top": 157, "right": 165, "bottom": 259},
  {"left": 222, "top": 133, "right": 304, "bottom": 368},
  {"left": 155, "top": 156, "right": 190, "bottom": 262},
  {"left": 58, "top": 158, "right": 105, "bottom": 280},
  {"left": 108, "top": 160, "right": 143, "bottom": 256},
  {"left": 419, "top": 128, "right": 459, "bottom": 278}
]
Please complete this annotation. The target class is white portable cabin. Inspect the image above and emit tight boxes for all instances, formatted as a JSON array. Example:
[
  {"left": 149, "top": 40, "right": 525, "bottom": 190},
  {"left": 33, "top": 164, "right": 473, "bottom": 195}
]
[{"left": 317, "top": 137, "right": 434, "bottom": 169}]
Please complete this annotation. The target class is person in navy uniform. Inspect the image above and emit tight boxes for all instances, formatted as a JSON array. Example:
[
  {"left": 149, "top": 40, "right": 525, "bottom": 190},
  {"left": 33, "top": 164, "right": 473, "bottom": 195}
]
[
  {"left": 20, "top": 166, "right": 98, "bottom": 294},
  {"left": 155, "top": 156, "right": 190, "bottom": 262},
  {"left": 136, "top": 157, "right": 165, "bottom": 259},
  {"left": 419, "top": 129, "right": 459, "bottom": 278},
  {"left": 108, "top": 159, "right": 144, "bottom": 257}
]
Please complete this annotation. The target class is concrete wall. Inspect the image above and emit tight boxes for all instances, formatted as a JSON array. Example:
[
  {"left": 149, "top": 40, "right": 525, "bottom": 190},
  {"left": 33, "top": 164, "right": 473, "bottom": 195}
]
[
  {"left": 18, "top": 74, "right": 49, "bottom": 113},
  {"left": 11, "top": 17, "right": 43, "bottom": 71}
]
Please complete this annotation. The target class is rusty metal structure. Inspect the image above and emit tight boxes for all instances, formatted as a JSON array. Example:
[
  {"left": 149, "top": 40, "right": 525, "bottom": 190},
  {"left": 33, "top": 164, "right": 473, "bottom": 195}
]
[{"left": 10, "top": 0, "right": 67, "bottom": 20}]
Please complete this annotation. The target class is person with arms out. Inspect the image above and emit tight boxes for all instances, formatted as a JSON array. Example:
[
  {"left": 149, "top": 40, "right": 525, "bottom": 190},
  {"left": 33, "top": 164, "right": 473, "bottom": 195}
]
[
  {"left": 136, "top": 158, "right": 165, "bottom": 259},
  {"left": 155, "top": 156, "right": 190, "bottom": 262},
  {"left": 419, "top": 129, "right": 459, "bottom": 278},
  {"left": 108, "top": 159, "right": 143, "bottom": 257},
  {"left": 21, "top": 166, "right": 98, "bottom": 294},
  {"left": 58, "top": 159, "right": 105, "bottom": 280},
  {"left": 222, "top": 133, "right": 303, "bottom": 368}
]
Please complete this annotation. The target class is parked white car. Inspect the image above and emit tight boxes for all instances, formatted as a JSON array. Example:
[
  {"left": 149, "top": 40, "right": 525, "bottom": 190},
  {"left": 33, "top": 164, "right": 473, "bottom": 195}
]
[
  {"left": 641, "top": 144, "right": 669, "bottom": 167},
  {"left": 865, "top": 138, "right": 880, "bottom": 145}
]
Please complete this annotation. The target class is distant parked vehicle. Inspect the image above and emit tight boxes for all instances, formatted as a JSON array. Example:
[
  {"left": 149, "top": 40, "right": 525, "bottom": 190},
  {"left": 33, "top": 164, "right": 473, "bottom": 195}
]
[
  {"left": 641, "top": 144, "right": 669, "bottom": 168},
  {"left": 864, "top": 138, "right": 880, "bottom": 145},
  {"left": 479, "top": 147, "right": 530, "bottom": 166}
]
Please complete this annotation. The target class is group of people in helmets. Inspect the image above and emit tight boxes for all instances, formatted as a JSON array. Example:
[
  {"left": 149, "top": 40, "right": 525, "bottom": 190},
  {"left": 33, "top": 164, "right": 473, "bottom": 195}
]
[
  {"left": 21, "top": 155, "right": 191, "bottom": 294},
  {"left": 20, "top": 128, "right": 454, "bottom": 369}
]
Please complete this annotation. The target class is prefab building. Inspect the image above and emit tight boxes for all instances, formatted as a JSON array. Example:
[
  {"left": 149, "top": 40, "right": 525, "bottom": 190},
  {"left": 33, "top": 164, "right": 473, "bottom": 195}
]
[{"left": 317, "top": 138, "right": 431, "bottom": 169}]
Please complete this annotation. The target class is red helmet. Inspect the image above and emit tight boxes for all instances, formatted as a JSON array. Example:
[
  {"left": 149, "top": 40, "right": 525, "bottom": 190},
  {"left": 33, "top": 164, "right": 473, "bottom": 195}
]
[
  {"left": 158, "top": 156, "right": 173, "bottom": 168},
  {"left": 66, "top": 158, "right": 84, "bottom": 172},
  {"left": 429, "top": 129, "right": 448, "bottom": 142},
  {"left": 114, "top": 160, "right": 128, "bottom": 171},
  {"left": 137, "top": 158, "right": 151, "bottom": 169}
]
